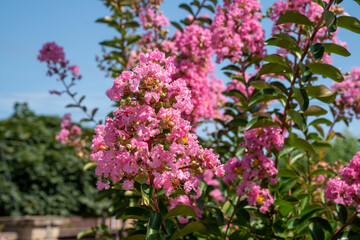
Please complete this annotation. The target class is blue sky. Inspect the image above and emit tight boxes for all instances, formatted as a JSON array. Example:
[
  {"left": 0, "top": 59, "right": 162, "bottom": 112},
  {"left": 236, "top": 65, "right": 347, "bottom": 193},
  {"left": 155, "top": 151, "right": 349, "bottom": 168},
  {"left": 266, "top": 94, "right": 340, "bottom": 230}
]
[{"left": 0, "top": 0, "right": 360, "bottom": 134}]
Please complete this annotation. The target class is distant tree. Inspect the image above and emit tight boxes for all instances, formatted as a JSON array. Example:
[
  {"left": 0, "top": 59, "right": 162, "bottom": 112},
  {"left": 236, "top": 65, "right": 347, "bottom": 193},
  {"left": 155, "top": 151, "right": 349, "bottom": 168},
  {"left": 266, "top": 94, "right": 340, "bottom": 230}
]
[
  {"left": 0, "top": 103, "right": 109, "bottom": 216},
  {"left": 324, "top": 131, "right": 360, "bottom": 165}
]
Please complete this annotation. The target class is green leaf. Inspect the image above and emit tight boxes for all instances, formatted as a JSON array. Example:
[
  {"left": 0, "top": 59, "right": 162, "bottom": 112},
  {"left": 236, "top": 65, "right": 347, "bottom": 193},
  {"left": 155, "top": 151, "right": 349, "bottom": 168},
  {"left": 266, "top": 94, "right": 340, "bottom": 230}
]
[
  {"left": 91, "top": 108, "right": 98, "bottom": 118},
  {"left": 265, "top": 36, "right": 302, "bottom": 56},
  {"left": 66, "top": 104, "right": 77, "bottom": 108},
  {"left": 222, "top": 89, "right": 247, "bottom": 101},
  {"left": 125, "top": 35, "right": 142, "bottom": 44},
  {"left": 116, "top": 207, "right": 150, "bottom": 221},
  {"left": 276, "top": 10, "right": 314, "bottom": 27},
  {"left": 263, "top": 54, "right": 290, "bottom": 66},
  {"left": 305, "top": 85, "right": 337, "bottom": 103},
  {"left": 323, "top": 43, "right": 351, "bottom": 57},
  {"left": 309, "top": 118, "right": 333, "bottom": 126},
  {"left": 204, "top": 4, "right": 215, "bottom": 13},
  {"left": 312, "top": 169, "right": 335, "bottom": 177},
  {"left": 163, "top": 205, "right": 197, "bottom": 220},
  {"left": 83, "top": 162, "right": 97, "bottom": 171},
  {"left": 312, "top": 43, "right": 324, "bottom": 62},
  {"left": 313, "top": 141, "right": 332, "bottom": 149},
  {"left": 228, "top": 119, "right": 247, "bottom": 127},
  {"left": 179, "top": 4, "right": 194, "bottom": 15},
  {"left": 323, "top": 10, "right": 337, "bottom": 34},
  {"left": 245, "top": 117, "right": 281, "bottom": 130},
  {"left": 145, "top": 212, "right": 162, "bottom": 240},
  {"left": 77, "top": 229, "right": 95, "bottom": 239},
  {"left": 125, "top": 235, "right": 147, "bottom": 240},
  {"left": 274, "top": 199, "right": 296, "bottom": 216},
  {"left": 141, "top": 184, "right": 152, "bottom": 206},
  {"left": 124, "top": 21, "right": 140, "bottom": 29},
  {"left": 278, "top": 168, "right": 299, "bottom": 178},
  {"left": 304, "top": 105, "right": 327, "bottom": 116},
  {"left": 171, "top": 21, "right": 183, "bottom": 32},
  {"left": 302, "top": 66, "right": 312, "bottom": 83},
  {"left": 288, "top": 135, "right": 316, "bottom": 155},
  {"left": 310, "top": 223, "right": 325, "bottom": 240},
  {"left": 250, "top": 80, "right": 272, "bottom": 90},
  {"left": 257, "top": 63, "right": 293, "bottom": 77},
  {"left": 171, "top": 222, "right": 206, "bottom": 240},
  {"left": 336, "top": 204, "right": 348, "bottom": 224},
  {"left": 286, "top": 109, "right": 305, "bottom": 131},
  {"left": 293, "top": 88, "right": 309, "bottom": 111},
  {"left": 310, "top": 217, "right": 333, "bottom": 233},
  {"left": 221, "top": 64, "right": 242, "bottom": 72},
  {"left": 248, "top": 92, "right": 285, "bottom": 107},
  {"left": 270, "top": 81, "right": 288, "bottom": 94},
  {"left": 338, "top": 16, "right": 360, "bottom": 34},
  {"left": 307, "top": 63, "right": 344, "bottom": 82}
]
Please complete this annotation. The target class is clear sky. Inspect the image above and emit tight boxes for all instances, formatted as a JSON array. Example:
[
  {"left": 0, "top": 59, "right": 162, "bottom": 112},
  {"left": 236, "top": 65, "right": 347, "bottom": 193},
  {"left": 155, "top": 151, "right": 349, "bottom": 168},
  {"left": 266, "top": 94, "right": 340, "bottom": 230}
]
[{"left": 0, "top": 0, "right": 360, "bottom": 134}]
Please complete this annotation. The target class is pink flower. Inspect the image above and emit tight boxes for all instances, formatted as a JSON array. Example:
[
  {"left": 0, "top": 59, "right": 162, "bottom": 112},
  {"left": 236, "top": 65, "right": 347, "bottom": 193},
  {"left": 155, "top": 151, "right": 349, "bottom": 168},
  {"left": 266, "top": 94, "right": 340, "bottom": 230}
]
[
  {"left": 92, "top": 49, "right": 223, "bottom": 196},
  {"left": 68, "top": 65, "right": 80, "bottom": 77},
  {"left": 211, "top": 0, "right": 266, "bottom": 63},
  {"left": 38, "top": 42, "right": 67, "bottom": 64},
  {"left": 325, "top": 152, "right": 360, "bottom": 211},
  {"left": 210, "top": 189, "right": 225, "bottom": 202}
]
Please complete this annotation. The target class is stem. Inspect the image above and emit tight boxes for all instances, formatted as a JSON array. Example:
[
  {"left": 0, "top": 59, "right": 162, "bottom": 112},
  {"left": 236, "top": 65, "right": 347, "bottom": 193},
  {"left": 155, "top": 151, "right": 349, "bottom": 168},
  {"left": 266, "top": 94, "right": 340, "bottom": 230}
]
[
  {"left": 280, "top": 0, "right": 336, "bottom": 132},
  {"left": 189, "top": 0, "right": 207, "bottom": 24},
  {"left": 223, "top": 197, "right": 240, "bottom": 240},
  {"left": 330, "top": 212, "right": 358, "bottom": 240},
  {"left": 326, "top": 115, "right": 339, "bottom": 140},
  {"left": 59, "top": 77, "right": 98, "bottom": 124}
]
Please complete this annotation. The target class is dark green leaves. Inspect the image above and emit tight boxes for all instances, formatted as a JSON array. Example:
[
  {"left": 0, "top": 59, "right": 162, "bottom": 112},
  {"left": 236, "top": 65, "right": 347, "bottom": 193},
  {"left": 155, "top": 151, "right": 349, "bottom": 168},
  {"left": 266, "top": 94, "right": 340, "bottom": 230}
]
[
  {"left": 163, "top": 205, "right": 197, "bottom": 220},
  {"left": 116, "top": 207, "right": 150, "bottom": 221},
  {"left": 171, "top": 222, "right": 206, "bottom": 240},
  {"left": 306, "top": 85, "right": 337, "bottom": 103},
  {"left": 304, "top": 105, "right": 327, "bottom": 116},
  {"left": 307, "top": 63, "right": 344, "bottom": 82},
  {"left": 257, "top": 63, "right": 293, "bottom": 77},
  {"left": 145, "top": 212, "right": 162, "bottom": 240},
  {"left": 179, "top": 4, "right": 193, "bottom": 15},
  {"left": 288, "top": 135, "right": 316, "bottom": 155},
  {"left": 336, "top": 204, "right": 348, "bottom": 224},
  {"left": 323, "top": 10, "right": 337, "bottom": 34},
  {"left": 246, "top": 117, "right": 281, "bottom": 130},
  {"left": 323, "top": 43, "right": 351, "bottom": 57},
  {"left": 265, "top": 34, "right": 302, "bottom": 57},
  {"left": 311, "top": 43, "right": 324, "bottom": 62},
  {"left": 276, "top": 10, "right": 314, "bottom": 27},
  {"left": 337, "top": 16, "right": 360, "bottom": 34},
  {"left": 293, "top": 88, "right": 309, "bottom": 111}
]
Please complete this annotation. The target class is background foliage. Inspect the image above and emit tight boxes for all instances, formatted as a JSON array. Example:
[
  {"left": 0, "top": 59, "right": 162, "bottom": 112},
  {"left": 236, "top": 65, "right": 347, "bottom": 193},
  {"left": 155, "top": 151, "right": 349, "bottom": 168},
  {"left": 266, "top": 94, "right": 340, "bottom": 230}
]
[{"left": 0, "top": 103, "right": 109, "bottom": 216}]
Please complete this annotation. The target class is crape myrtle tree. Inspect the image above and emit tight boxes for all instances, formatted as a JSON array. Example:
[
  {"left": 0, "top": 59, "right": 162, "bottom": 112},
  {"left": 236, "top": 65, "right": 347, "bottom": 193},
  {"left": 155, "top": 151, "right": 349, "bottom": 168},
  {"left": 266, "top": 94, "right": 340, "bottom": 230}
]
[{"left": 38, "top": 0, "right": 360, "bottom": 239}]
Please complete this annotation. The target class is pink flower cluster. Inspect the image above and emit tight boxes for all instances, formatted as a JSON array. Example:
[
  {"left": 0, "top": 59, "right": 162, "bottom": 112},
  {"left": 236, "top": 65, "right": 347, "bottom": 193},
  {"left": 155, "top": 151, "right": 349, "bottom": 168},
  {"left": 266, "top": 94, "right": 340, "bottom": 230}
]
[
  {"left": 139, "top": 7, "right": 170, "bottom": 30},
  {"left": 211, "top": 0, "right": 266, "bottom": 63},
  {"left": 332, "top": 67, "right": 360, "bottom": 119},
  {"left": 325, "top": 152, "right": 360, "bottom": 211},
  {"left": 38, "top": 42, "right": 67, "bottom": 65},
  {"left": 38, "top": 42, "right": 81, "bottom": 80},
  {"left": 224, "top": 127, "right": 284, "bottom": 212},
  {"left": 92, "top": 49, "right": 224, "bottom": 199},
  {"left": 174, "top": 25, "right": 226, "bottom": 124},
  {"left": 56, "top": 113, "right": 82, "bottom": 145}
]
